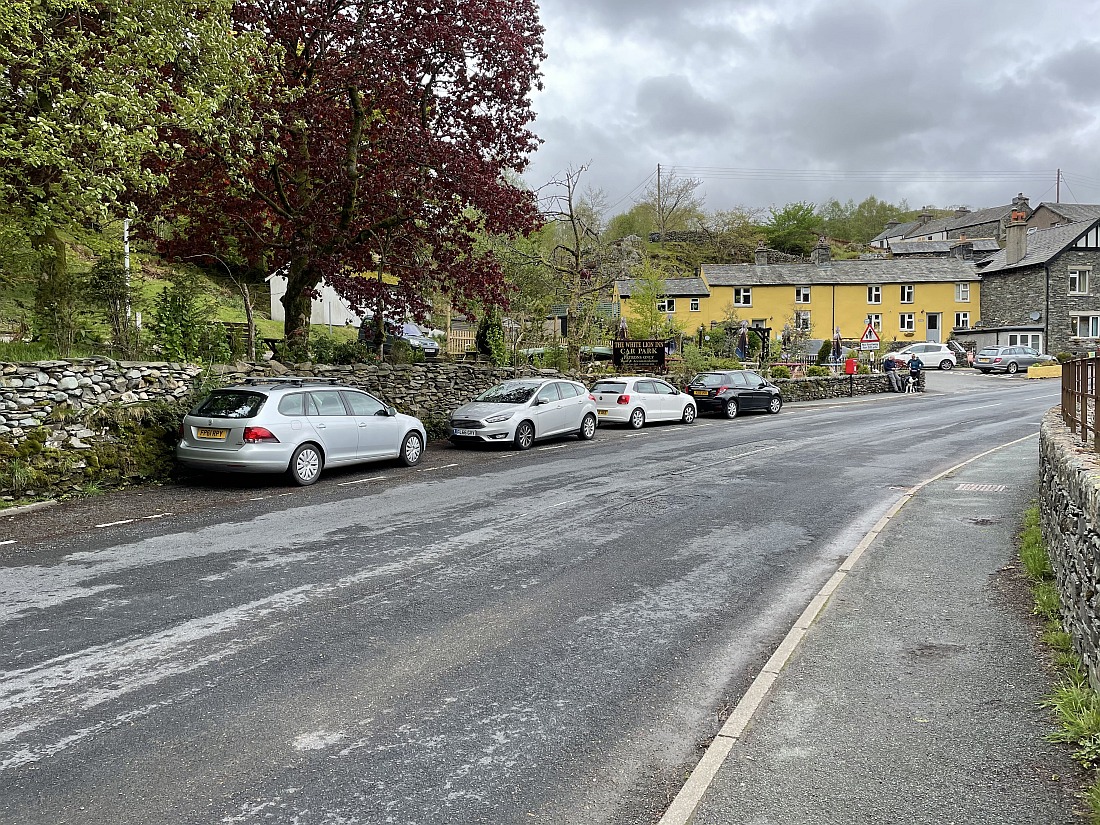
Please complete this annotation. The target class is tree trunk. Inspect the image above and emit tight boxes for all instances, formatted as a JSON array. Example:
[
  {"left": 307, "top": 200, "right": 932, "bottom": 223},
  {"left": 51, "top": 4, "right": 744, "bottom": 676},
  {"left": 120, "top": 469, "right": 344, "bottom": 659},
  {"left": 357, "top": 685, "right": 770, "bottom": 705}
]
[{"left": 280, "top": 255, "right": 314, "bottom": 361}]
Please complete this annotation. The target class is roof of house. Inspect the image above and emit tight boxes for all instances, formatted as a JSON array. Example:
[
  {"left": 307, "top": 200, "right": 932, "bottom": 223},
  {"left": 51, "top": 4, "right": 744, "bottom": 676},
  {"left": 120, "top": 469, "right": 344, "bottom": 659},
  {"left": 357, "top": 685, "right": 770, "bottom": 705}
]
[
  {"left": 701, "top": 259, "right": 980, "bottom": 286},
  {"left": 870, "top": 219, "right": 922, "bottom": 243},
  {"left": 978, "top": 220, "right": 1098, "bottom": 274},
  {"left": 890, "top": 238, "right": 1001, "bottom": 255},
  {"left": 945, "top": 203, "right": 1015, "bottom": 231},
  {"left": 1034, "top": 203, "right": 1100, "bottom": 223},
  {"left": 617, "top": 277, "right": 710, "bottom": 298},
  {"left": 900, "top": 216, "right": 954, "bottom": 240}
]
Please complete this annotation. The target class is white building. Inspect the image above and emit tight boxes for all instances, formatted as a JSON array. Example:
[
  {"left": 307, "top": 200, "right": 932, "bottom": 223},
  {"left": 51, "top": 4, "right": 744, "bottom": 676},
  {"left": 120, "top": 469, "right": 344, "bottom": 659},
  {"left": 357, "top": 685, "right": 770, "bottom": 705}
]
[{"left": 266, "top": 274, "right": 362, "bottom": 328}]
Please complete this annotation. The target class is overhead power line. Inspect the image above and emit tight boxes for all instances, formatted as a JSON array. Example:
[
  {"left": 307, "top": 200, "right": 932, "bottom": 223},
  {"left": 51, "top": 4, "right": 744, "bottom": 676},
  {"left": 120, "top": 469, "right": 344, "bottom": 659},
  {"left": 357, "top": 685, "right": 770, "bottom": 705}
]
[{"left": 666, "top": 166, "right": 1059, "bottom": 183}]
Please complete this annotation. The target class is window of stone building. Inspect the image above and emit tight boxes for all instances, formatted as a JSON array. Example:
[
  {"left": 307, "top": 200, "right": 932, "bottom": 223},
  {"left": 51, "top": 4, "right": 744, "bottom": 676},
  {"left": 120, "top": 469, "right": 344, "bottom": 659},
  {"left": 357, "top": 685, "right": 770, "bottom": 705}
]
[
  {"left": 734, "top": 288, "right": 752, "bottom": 306},
  {"left": 955, "top": 282, "right": 970, "bottom": 302},
  {"left": 1069, "top": 268, "right": 1091, "bottom": 295},
  {"left": 867, "top": 285, "right": 881, "bottom": 304},
  {"left": 899, "top": 313, "right": 915, "bottom": 332},
  {"left": 900, "top": 284, "right": 914, "bottom": 303},
  {"left": 795, "top": 286, "right": 811, "bottom": 303},
  {"left": 954, "top": 312, "right": 970, "bottom": 329}
]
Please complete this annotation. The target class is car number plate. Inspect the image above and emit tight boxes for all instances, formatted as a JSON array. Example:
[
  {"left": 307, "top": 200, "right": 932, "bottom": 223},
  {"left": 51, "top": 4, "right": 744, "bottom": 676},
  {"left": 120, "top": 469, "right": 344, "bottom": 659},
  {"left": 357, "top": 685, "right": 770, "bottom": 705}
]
[
  {"left": 452, "top": 428, "right": 477, "bottom": 436},
  {"left": 597, "top": 409, "right": 608, "bottom": 416},
  {"left": 692, "top": 390, "right": 709, "bottom": 397},
  {"left": 196, "top": 428, "right": 228, "bottom": 439},
  {"left": 977, "top": 357, "right": 990, "bottom": 363}
]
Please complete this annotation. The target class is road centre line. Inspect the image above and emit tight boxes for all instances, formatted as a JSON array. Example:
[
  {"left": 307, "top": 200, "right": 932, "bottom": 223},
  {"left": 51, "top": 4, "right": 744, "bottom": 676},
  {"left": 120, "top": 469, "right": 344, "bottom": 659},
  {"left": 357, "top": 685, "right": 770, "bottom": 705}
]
[{"left": 337, "top": 476, "right": 387, "bottom": 486}]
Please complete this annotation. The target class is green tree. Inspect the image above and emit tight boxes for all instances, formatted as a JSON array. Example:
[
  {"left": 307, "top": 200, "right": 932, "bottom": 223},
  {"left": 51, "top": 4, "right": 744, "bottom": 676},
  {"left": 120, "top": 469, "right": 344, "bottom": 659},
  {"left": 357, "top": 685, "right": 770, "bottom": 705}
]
[
  {"left": 764, "top": 202, "right": 823, "bottom": 255},
  {"left": 626, "top": 256, "right": 680, "bottom": 339},
  {"left": 84, "top": 255, "right": 141, "bottom": 357},
  {"left": 818, "top": 196, "right": 910, "bottom": 244},
  {"left": 0, "top": 0, "right": 264, "bottom": 353},
  {"left": 605, "top": 203, "right": 657, "bottom": 242}
]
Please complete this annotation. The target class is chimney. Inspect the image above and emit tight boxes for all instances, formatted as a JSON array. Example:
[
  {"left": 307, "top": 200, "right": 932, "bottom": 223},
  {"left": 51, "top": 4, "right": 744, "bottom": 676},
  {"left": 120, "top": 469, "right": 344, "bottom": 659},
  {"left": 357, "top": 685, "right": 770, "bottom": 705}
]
[
  {"left": 1012, "top": 192, "right": 1030, "bottom": 212},
  {"left": 953, "top": 207, "right": 971, "bottom": 219},
  {"left": 919, "top": 210, "right": 933, "bottom": 225},
  {"left": 951, "top": 237, "right": 974, "bottom": 260},
  {"left": 755, "top": 240, "right": 769, "bottom": 266},
  {"left": 885, "top": 219, "right": 900, "bottom": 231},
  {"left": 810, "top": 236, "right": 831, "bottom": 265},
  {"left": 1005, "top": 211, "right": 1028, "bottom": 266}
]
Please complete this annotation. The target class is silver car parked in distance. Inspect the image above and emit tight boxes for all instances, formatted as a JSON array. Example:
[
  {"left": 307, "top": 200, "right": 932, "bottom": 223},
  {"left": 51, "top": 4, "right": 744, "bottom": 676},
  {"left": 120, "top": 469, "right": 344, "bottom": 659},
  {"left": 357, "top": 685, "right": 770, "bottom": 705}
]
[
  {"left": 176, "top": 377, "right": 427, "bottom": 486},
  {"left": 974, "top": 345, "right": 1057, "bottom": 374},
  {"left": 449, "top": 378, "right": 598, "bottom": 449}
]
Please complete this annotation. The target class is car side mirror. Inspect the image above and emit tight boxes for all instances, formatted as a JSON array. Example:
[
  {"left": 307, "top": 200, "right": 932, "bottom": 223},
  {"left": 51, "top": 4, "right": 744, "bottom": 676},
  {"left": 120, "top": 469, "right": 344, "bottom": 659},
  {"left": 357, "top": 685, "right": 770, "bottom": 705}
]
[
  {"left": 385, "top": 405, "right": 397, "bottom": 416},
  {"left": 757, "top": 382, "right": 767, "bottom": 389}
]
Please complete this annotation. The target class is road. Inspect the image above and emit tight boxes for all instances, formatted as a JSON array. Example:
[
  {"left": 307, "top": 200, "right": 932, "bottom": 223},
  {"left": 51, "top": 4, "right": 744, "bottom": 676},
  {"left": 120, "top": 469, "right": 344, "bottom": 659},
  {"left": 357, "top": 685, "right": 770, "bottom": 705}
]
[{"left": 0, "top": 371, "right": 1059, "bottom": 825}]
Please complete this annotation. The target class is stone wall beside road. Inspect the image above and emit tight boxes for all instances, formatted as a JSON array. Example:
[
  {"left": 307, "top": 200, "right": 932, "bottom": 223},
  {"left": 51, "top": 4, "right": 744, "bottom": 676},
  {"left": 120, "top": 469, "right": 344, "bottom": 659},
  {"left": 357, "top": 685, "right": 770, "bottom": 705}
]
[
  {"left": 0, "top": 357, "right": 905, "bottom": 501},
  {"left": 1039, "top": 408, "right": 1100, "bottom": 688}
]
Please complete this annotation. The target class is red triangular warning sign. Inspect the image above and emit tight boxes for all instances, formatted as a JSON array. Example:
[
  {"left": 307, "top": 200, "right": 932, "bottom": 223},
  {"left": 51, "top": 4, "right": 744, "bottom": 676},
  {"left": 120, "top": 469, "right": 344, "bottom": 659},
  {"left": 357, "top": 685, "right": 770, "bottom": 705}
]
[{"left": 861, "top": 324, "right": 880, "bottom": 343}]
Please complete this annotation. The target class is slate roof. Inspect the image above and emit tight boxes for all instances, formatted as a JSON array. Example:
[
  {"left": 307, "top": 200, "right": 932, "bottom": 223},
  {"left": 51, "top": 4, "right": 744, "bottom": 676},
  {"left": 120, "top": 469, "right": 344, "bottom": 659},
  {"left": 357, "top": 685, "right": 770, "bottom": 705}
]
[
  {"left": 617, "top": 277, "right": 710, "bottom": 298},
  {"left": 945, "top": 203, "right": 1015, "bottom": 231},
  {"left": 870, "top": 220, "right": 922, "bottom": 243},
  {"left": 900, "top": 216, "right": 954, "bottom": 240},
  {"left": 701, "top": 259, "right": 980, "bottom": 286},
  {"left": 1035, "top": 203, "right": 1100, "bottom": 223},
  {"left": 978, "top": 220, "right": 1098, "bottom": 274},
  {"left": 890, "top": 239, "right": 1000, "bottom": 255}
]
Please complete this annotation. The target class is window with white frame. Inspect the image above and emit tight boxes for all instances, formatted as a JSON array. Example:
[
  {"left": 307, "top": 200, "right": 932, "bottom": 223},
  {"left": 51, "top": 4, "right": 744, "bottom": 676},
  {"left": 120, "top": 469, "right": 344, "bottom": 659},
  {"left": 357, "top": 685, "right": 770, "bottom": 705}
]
[
  {"left": 899, "top": 313, "right": 915, "bottom": 332},
  {"left": 734, "top": 287, "right": 752, "bottom": 306},
  {"left": 1008, "top": 333, "right": 1042, "bottom": 348},
  {"left": 795, "top": 286, "right": 811, "bottom": 303},
  {"left": 868, "top": 313, "right": 882, "bottom": 331},
  {"left": 795, "top": 310, "right": 811, "bottom": 331},
  {"left": 690, "top": 298, "right": 700, "bottom": 312},
  {"left": 1075, "top": 315, "right": 1100, "bottom": 338},
  {"left": 657, "top": 298, "right": 676, "bottom": 313},
  {"left": 1069, "top": 268, "right": 1091, "bottom": 295},
  {"left": 955, "top": 282, "right": 970, "bottom": 302},
  {"left": 867, "top": 285, "right": 881, "bottom": 304},
  {"left": 900, "top": 284, "right": 914, "bottom": 303},
  {"left": 954, "top": 312, "right": 970, "bottom": 329}
]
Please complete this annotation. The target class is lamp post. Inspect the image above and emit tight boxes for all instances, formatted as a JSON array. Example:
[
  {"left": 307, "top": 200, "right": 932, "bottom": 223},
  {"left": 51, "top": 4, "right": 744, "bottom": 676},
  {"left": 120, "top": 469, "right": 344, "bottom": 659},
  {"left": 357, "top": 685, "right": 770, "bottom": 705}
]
[{"left": 178, "top": 253, "right": 256, "bottom": 361}]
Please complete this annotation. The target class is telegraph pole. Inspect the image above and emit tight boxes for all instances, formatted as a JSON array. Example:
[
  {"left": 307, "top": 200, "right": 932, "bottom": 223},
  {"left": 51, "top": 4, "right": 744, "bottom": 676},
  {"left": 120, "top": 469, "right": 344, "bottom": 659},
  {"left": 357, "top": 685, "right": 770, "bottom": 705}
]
[
  {"left": 656, "top": 163, "right": 663, "bottom": 238},
  {"left": 1056, "top": 168, "right": 1061, "bottom": 203}
]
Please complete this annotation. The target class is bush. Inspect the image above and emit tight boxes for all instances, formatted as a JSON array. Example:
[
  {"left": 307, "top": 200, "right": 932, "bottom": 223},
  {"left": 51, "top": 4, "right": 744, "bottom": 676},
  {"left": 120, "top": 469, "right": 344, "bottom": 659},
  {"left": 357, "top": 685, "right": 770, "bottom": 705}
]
[
  {"left": 817, "top": 340, "right": 834, "bottom": 364},
  {"left": 806, "top": 365, "right": 831, "bottom": 377},
  {"left": 857, "top": 364, "right": 871, "bottom": 375},
  {"left": 1057, "top": 352, "right": 1073, "bottom": 363},
  {"left": 769, "top": 365, "right": 792, "bottom": 379}
]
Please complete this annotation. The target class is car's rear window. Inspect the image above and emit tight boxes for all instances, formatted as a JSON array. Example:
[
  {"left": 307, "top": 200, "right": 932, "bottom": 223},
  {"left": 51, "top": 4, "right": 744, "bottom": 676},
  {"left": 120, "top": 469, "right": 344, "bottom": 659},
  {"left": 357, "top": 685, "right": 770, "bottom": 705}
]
[
  {"left": 692, "top": 373, "right": 735, "bottom": 388},
  {"left": 592, "top": 381, "right": 626, "bottom": 394},
  {"left": 193, "top": 391, "right": 266, "bottom": 419}
]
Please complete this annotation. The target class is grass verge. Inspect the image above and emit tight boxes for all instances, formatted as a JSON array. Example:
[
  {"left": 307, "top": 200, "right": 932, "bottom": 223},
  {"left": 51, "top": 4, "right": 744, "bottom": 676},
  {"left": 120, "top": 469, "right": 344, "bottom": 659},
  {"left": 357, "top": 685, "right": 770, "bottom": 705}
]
[{"left": 1023, "top": 505, "right": 1100, "bottom": 822}]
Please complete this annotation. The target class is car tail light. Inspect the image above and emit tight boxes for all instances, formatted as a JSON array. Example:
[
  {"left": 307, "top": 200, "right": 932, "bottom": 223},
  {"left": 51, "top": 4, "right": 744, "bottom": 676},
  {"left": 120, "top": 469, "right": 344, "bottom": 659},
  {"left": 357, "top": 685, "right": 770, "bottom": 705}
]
[
  {"left": 616, "top": 394, "right": 630, "bottom": 405},
  {"left": 588, "top": 393, "right": 596, "bottom": 401},
  {"left": 717, "top": 386, "right": 729, "bottom": 394},
  {"left": 243, "top": 426, "right": 279, "bottom": 443},
  {"left": 993, "top": 357, "right": 1002, "bottom": 363}
]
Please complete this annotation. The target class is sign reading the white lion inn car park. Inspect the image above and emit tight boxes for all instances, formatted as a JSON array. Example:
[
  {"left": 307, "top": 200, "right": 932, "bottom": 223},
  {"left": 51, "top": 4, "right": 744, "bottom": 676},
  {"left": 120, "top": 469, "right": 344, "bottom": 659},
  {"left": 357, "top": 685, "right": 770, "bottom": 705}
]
[{"left": 612, "top": 339, "right": 668, "bottom": 370}]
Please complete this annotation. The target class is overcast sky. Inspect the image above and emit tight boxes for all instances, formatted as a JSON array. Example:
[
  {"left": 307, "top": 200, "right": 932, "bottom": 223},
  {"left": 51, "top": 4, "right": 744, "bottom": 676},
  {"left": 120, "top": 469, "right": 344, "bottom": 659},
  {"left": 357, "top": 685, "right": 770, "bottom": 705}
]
[{"left": 524, "top": 0, "right": 1100, "bottom": 221}]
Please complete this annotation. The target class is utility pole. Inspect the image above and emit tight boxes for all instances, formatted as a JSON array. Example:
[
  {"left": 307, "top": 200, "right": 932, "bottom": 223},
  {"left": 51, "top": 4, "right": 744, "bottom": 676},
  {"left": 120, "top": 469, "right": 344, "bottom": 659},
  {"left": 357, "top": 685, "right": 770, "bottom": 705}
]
[
  {"left": 1057, "top": 168, "right": 1061, "bottom": 203},
  {"left": 656, "top": 163, "right": 663, "bottom": 239}
]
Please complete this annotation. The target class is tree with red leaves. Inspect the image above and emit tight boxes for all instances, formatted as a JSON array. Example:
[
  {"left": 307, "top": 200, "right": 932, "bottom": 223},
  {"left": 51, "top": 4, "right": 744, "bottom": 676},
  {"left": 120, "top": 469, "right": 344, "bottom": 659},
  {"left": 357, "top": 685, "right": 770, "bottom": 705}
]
[{"left": 153, "top": 0, "right": 545, "bottom": 359}]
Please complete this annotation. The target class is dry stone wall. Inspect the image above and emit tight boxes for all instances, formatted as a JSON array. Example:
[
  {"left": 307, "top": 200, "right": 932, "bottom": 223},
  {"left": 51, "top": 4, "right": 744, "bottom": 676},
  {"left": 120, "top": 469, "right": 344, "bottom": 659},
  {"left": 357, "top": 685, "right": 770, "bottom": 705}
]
[
  {"left": 0, "top": 357, "right": 902, "bottom": 501},
  {"left": 1039, "top": 408, "right": 1100, "bottom": 688}
]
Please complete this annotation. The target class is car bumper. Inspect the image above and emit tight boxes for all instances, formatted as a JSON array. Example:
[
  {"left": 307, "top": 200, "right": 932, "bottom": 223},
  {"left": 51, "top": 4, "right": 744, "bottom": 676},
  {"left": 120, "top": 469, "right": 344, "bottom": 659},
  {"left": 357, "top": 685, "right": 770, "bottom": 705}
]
[
  {"left": 176, "top": 442, "right": 293, "bottom": 474},
  {"left": 596, "top": 407, "right": 632, "bottom": 424},
  {"left": 691, "top": 396, "right": 727, "bottom": 413},
  {"left": 449, "top": 425, "right": 515, "bottom": 444}
]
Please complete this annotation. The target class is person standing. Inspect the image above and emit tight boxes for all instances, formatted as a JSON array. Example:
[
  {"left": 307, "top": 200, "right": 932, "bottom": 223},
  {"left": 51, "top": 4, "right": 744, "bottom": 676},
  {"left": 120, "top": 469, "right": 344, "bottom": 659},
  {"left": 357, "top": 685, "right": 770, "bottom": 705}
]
[{"left": 907, "top": 353, "right": 924, "bottom": 392}]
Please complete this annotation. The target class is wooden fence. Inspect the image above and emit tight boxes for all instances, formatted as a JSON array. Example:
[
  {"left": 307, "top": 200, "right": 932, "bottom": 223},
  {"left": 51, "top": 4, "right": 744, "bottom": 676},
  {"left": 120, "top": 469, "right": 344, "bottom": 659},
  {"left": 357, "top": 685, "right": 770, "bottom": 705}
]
[{"left": 1062, "top": 355, "right": 1100, "bottom": 452}]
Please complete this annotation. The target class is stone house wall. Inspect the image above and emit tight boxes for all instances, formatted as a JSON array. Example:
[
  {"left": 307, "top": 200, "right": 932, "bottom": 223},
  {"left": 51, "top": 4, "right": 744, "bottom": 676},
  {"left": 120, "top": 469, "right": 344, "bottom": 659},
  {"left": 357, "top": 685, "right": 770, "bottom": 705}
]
[{"left": 1039, "top": 408, "right": 1100, "bottom": 689}]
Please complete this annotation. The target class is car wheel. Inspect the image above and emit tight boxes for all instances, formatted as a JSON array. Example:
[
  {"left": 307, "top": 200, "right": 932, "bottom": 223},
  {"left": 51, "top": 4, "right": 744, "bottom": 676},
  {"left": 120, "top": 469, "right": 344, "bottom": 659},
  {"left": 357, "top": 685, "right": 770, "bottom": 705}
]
[
  {"left": 1007, "top": 362, "right": 1019, "bottom": 374},
  {"left": 629, "top": 408, "right": 645, "bottom": 429},
  {"left": 514, "top": 420, "right": 536, "bottom": 450},
  {"left": 767, "top": 396, "right": 783, "bottom": 414},
  {"left": 724, "top": 399, "right": 739, "bottom": 419},
  {"left": 681, "top": 404, "right": 696, "bottom": 424},
  {"left": 288, "top": 443, "right": 323, "bottom": 486},
  {"left": 400, "top": 431, "right": 423, "bottom": 466},
  {"left": 578, "top": 413, "right": 597, "bottom": 440},
  {"left": 939, "top": 359, "right": 953, "bottom": 371}
]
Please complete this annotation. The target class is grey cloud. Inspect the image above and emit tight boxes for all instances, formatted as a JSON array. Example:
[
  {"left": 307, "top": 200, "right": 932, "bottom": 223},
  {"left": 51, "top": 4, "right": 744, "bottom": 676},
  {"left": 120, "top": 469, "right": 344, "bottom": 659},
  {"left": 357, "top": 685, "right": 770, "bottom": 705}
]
[{"left": 635, "top": 76, "right": 734, "bottom": 139}]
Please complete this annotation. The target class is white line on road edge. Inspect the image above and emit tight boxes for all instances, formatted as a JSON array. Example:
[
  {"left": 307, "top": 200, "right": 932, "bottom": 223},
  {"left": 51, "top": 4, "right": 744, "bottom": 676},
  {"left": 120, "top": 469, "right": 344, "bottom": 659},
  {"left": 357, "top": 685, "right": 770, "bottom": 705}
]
[
  {"left": 141, "top": 513, "right": 171, "bottom": 520},
  {"left": 337, "top": 476, "right": 387, "bottom": 486},
  {"left": 0, "top": 540, "right": 15, "bottom": 546},
  {"left": 656, "top": 430, "right": 1039, "bottom": 825},
  {"left": 418, "top": 463, "right": 458, "bottom": 471},
  {"left": 538, "top": 444, "right": 569, "bottom": 451},
  {"left": 95, "top": 519, "right": 135, "bottom": 528}
]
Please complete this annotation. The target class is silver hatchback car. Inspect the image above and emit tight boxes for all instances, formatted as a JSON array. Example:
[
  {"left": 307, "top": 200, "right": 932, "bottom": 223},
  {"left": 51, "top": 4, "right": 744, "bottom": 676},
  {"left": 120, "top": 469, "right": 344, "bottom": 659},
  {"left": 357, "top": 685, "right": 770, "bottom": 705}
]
[
  {"left": 449, "top": 378, "right": 598, "bottom": 449},
  {"left": 177, "top": 377, "right": 427, "bottom": 485}
]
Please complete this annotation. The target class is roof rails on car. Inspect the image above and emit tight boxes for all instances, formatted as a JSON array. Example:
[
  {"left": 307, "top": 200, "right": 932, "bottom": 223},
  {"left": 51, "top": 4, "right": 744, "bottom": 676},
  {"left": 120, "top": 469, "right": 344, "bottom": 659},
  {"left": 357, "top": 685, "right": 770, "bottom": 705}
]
[{"left": 241, "top": 376, "right": 342, "bottom": 387}]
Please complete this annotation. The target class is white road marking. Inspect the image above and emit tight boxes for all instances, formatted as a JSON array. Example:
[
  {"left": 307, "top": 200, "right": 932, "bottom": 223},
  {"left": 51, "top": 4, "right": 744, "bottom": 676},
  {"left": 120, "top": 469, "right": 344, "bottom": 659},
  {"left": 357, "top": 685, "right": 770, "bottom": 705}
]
[
  {"left": 94, "top": 519, "right": 135, "bottom": 528},
  {"left": 337, "top": 476, "right": 387, "bottom": 486},
  {"left": 417, "top": 463, "right": 458, "bottom": 471},
  {"left": 141, "top": 513, "right": 171, "bottom": 521},
  {"left": 0, "top": 540, "right": 14, "bottom": 546},
  {"left": 537, "top": 445, "right": 569, "bottom": 451}
]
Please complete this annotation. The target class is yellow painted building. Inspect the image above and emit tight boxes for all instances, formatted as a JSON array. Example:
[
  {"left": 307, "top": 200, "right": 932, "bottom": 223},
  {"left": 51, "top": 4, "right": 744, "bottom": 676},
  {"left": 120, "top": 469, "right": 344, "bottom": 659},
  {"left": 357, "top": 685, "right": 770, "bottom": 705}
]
[{"left": 617, "top": 245, "right": 981, "bottom": 347}]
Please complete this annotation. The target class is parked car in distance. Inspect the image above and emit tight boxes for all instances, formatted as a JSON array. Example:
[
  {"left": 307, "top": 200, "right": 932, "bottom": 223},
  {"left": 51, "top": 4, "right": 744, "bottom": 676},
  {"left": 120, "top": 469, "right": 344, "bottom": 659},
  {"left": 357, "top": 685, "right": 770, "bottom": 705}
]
[
  {"left": 176, "top": 377, "right": 427, "bottom": 486},
  {"left": 449, "top": 378, "right": 598, "bottom": 449},
  {"left": 590, "top": 376, "right": 697, "bottom": 428},
  {"left": 684, "top": 370, "right": 782, "bottom": 418},
  {"left": 974, "top": 345, "right": 1057, "bottom": 374},
  {"left": 358, "top": 322, "right": 440, "bottom": 358},
  {"left": 888, "top": 342, "right": 957, "bottom": 370}
]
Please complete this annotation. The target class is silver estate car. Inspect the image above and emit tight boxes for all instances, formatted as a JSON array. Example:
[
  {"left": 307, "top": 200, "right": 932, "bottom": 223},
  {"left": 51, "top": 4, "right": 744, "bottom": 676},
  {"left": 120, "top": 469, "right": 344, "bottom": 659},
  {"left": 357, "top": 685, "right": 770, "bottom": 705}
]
[
  {"left": 449, "top": 378, "right": 598, "bottom": 449},
  {"left": 974, "top": 345, "right": 1057, "bottom": 374},
  {"left": 177, "top": 377, "right": 427, "bottom": 486}
]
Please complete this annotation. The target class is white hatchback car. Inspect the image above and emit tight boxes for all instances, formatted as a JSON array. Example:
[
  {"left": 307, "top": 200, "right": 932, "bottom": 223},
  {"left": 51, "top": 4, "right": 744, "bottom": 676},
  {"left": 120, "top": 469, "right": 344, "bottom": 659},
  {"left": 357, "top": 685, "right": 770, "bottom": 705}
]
[
  {"left": 888, "top": 342, "right": 959, "bottom": 370},
  {"left": 449, "top": 378, "right": 598, "bottom": 450},
  {"left": 590, "top": 376, "right": 697, "bottom": 429}
]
